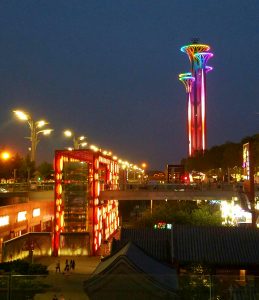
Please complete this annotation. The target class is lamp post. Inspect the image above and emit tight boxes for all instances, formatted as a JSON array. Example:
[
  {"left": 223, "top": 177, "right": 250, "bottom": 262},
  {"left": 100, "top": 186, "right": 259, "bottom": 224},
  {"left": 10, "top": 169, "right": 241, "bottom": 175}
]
[
  {"left": 13, "top": 110, "right": 53, "bottom": 163},
  {"left": 63, "top": 130, "right": 87, "bottom": 149}
]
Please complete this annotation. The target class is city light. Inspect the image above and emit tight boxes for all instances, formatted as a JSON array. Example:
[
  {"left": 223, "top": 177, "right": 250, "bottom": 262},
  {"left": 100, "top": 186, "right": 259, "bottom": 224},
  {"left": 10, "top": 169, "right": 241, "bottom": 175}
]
[
  {"left": 63, "top": 129, "right": 87, "bottom": 149},
  {"left": 13, "top": 110, "right": 53, "bottom": 162},
  {"left": 1, "top": 151, "right": 11, "bottom": 161}
]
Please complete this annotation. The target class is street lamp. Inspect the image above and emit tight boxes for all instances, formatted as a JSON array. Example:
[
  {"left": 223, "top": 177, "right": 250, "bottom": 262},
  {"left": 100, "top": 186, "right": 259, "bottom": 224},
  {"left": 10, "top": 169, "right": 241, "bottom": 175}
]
[
  {"left": 1, "top": 151, "right": 11, "bottom": 161},
  {"left": 63, "top": 130, "right": 87, "bottom": 149},
  {"left": 13, "top": 110, "right": 53, "bottom": 162}
]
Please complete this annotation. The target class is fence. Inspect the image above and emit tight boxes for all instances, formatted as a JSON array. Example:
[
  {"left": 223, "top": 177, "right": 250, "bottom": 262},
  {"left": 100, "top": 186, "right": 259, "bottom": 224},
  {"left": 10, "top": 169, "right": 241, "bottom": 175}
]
[{"left": 0, "top": 274, "right": 258, "bottom": 300}]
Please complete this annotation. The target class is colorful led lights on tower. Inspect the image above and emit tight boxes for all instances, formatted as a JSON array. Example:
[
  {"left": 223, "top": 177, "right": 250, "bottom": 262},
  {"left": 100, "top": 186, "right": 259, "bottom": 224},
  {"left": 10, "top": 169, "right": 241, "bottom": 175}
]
[{"left": 179, "top": 42, "right": 213, "bottom": 156}]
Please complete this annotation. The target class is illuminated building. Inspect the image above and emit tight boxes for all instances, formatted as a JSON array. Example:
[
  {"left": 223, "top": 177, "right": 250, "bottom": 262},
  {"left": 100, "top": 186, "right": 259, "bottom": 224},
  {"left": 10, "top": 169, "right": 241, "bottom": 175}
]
[
  {"left": 179, "top": 42, "right": 213, "bottom": 156},
  {"left": 0, "top": 196, "right": 53, "bottom": 261},
  {"left": 54, "top": 149, "right": 119, "bottom": 256}
]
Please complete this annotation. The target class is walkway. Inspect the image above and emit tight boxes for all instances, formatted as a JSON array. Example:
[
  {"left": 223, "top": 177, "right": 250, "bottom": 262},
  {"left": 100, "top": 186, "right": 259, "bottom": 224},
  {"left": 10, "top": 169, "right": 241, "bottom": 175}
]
[{"left": 33, "top": 256, "right": 101, "bottom": 300}]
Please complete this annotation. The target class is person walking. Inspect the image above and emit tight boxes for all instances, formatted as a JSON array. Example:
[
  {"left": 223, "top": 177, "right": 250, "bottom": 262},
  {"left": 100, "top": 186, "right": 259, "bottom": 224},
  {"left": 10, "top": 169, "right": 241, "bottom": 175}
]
[
  {"left": 56, "top": 260, "right": 60, "bottom": 273},
  {"left": 72, "top": 259, "right": 75, "bottom": 270},
  {"left": 64, "top": 259, "right": 69, "bottom": 272}
]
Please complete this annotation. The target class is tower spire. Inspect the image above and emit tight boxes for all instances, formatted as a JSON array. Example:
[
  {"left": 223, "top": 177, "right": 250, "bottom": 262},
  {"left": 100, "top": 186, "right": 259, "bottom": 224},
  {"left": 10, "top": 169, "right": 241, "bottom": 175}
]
[{"left": 179, "top": 41, "right": 213, "bottom": 156}]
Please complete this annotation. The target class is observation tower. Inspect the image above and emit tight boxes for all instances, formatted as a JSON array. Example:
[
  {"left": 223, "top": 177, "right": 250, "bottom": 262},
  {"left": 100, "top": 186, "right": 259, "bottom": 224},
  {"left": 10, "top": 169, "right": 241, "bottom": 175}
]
[{"left": 179, "top": 41, "right": 213, "bottom": 156}]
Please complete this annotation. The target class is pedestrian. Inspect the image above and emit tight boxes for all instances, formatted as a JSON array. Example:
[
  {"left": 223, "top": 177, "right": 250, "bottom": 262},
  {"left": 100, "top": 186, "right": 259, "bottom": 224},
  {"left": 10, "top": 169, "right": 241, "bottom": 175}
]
[
  {"left": 71, "top": 259, "right": 75, "bottom": 270},
  {"left": 64, "top": 259, "right": 69, "bottom": 272},
  {"left": 69, "top": 259, "right": 73, "bottom": 270},
  {"left": 56, "top": 260, "right": 60, "bottom": 273}
]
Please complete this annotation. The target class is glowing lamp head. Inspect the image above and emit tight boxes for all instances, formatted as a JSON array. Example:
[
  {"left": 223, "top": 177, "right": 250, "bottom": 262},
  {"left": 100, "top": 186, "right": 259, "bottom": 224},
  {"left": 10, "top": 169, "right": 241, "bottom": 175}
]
[
  {"left": 1, "top": 151, "right": 11, "bottom": 160},
  {"left": 42, "top": 129, "right": 53, "bottom": 135},
  {"left": 36, "top": 120, "right": 47, "bottom": 128},
  {"left": 64, "top": 130, "right": 72, "bottom": 137},
  {"left": 13, "top": 110, "right": 30, "bottom": 121}
]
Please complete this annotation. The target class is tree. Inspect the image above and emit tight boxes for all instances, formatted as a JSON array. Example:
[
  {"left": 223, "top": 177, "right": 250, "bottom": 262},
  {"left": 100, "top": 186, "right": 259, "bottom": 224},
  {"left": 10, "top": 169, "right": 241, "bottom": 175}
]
[
  {"left": 36, "top": 162, "right": 54, "bottom": 180},
  {"left": 134, "top": 201, "right": 222, "bottom": 228}
]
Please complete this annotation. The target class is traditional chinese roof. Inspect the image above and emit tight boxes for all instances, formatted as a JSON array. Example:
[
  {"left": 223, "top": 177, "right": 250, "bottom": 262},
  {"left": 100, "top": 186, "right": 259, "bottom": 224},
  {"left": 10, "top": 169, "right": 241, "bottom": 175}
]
[
  {"left": 173, "top": 225, "right": 259, "bottom": 266},
  {"left": 85, "top": 241, "right": 178, "bottom": 299},
  {"left": 115, "top": 226, "right": 259, "bottom": 267},
  {"left": 112, "top": 227, "right": 172, "bottom": 262}
]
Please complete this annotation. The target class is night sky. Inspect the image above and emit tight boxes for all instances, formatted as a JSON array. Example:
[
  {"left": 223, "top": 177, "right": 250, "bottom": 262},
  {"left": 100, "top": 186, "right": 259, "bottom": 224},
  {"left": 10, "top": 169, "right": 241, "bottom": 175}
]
[{"left": 0, "top": 1, "right": 258, "bottom": 170}]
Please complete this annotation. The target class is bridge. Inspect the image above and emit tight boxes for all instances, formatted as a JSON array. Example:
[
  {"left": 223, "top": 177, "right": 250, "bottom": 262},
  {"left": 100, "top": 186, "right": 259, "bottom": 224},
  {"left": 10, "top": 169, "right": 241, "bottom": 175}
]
[
  {"left": 1, "top": 182, "right": 259, "bottom": 202},
  {"left": 100, "top": 183, "right": 259, "bottom": 201}
]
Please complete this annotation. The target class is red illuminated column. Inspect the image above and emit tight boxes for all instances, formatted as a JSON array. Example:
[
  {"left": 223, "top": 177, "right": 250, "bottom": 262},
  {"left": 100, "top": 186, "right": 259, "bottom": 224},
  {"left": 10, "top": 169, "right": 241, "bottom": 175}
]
[
  {"left": 53, "top": 153, "right": 64, "bottom": 256},
  {"left": 92, "top": 156, "right": 100, "bottom": 253}
]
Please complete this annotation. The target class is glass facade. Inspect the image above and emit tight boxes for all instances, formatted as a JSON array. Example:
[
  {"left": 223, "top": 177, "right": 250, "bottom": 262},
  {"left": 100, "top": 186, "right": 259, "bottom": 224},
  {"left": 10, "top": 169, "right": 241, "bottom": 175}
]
[{"left": 62, "top": 161, "right": 89, "bottom": 232}]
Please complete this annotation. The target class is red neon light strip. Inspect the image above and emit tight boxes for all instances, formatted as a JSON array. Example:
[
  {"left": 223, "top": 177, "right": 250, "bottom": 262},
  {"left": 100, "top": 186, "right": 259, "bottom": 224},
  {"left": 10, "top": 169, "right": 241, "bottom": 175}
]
[
  {"left": 188, "top": 93, "right": 192, "bottom": 156},
  {"left": 201, "top": 69, "right": 206, "bottom": 150}
]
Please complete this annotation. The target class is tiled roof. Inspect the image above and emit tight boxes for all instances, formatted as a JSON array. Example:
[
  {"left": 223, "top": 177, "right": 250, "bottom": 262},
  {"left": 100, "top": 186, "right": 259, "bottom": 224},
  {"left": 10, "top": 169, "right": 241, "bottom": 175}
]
[
  {"left": 117, "top": 226, "right": 259, "bottom": 267},
  {"left": 120, "top": 227, "right": 171, "bottom": 240},
  {"left": 112, "top": 228, "right": 172, "bottom": 262},
  {"left": 173, "top": 225, "right": 259, "bottom": 266},
  {"left": 89, "top": 241, "right": 178, "bottom": 290}
]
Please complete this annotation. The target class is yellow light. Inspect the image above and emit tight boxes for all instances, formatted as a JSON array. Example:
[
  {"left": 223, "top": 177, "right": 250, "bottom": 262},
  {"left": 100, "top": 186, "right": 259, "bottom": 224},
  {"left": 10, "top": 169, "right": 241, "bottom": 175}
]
[
  {"left": 90, "top": 145, "right": 99, "bottom": 152},
  {"left": 36, "top": 120, "right": 47, "bottom": 128},
  {"left": 1, "top": 152, "right": 11, "bottom": 160},
  {"left": 17, "top": 211, "right": 27, "bottom": 222},
  {"left": 32, "top": 208, "right": 40, "bottom": 217},
  {"left": 42, "top": 129, "right": 53, "bottom": 135},
  {"left": 0, "top": 216, "right": 9, "bottom": 227},
  {"left": 13, "top": 110, "right": 29, "bottom": 121},
  {"left": 141, "top": 162, "right": 147, "bottom": 169},
  {"left": 64, "top": 130, "right": 72, "bottom": 137}
]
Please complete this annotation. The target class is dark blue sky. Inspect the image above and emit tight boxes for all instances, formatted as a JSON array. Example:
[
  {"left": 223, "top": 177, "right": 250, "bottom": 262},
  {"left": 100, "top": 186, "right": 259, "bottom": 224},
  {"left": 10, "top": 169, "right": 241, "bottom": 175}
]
[{"left": 0, "top": 0, "right": 258, "bottom": 170}]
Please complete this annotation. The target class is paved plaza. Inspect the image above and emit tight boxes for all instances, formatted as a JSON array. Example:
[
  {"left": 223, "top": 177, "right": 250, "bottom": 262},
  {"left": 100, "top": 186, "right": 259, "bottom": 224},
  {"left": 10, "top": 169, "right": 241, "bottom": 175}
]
[{"left": 33, "top": 256, "right": 101, "bottom": 300}]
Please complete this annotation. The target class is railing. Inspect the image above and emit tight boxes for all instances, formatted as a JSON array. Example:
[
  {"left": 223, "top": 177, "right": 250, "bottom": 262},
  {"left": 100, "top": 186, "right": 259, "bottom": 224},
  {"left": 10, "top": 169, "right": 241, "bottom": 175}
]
[
  {"left": 1, "top": 182, "right": 259, "bottom": 194},
  {"left": 0, "top": 274, "right": 258, "bottom": 299},
  {"left": 119, "top": 182, "right": 245, "bottom": 192},
  {"left": 0, "top": 183, "right": 54, "bottom": 192}
]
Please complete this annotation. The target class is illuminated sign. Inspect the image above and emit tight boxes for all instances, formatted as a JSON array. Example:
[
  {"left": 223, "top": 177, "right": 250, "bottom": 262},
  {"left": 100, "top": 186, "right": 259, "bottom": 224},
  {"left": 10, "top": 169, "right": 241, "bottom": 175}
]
[
  {"left": 154, "top": 222, "right": 172, "bottom": 230},
  {"left": 17, "top": 211, "right": 27, "bottom": 222},
  {"left": 32, "top": 208, "right": 40, "bottom": 217}
]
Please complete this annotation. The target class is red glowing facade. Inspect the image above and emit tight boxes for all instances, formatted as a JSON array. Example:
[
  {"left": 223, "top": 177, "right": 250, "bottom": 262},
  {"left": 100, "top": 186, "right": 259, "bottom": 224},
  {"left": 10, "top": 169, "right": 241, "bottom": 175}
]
[
  {"left": 53, "top": 149, "right": 119, "bottom": 256},
  {"left": 179, "top": 43, "right": 213, "bottom": 156}
]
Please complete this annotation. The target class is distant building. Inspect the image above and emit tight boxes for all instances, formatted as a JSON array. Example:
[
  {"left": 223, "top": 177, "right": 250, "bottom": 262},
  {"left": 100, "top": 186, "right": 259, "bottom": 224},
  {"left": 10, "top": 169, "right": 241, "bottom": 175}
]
[
  {"left": 146, "top": 170, "right": 166, "bottom": 183},
  {"left": 166, "top": 164, "right": 185, "bottom": 183}
]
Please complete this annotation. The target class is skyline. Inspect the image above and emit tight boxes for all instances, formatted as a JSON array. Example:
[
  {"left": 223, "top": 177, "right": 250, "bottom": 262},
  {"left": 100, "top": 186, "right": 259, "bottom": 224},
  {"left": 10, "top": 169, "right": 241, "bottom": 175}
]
[{"left": 0, "top": 1, "right": 258, "bottom": 170}]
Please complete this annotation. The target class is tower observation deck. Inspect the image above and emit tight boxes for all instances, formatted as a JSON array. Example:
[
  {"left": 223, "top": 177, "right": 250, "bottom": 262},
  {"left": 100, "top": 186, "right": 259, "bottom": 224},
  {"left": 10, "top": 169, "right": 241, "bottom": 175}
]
[{"left": 179, "top": 42, "right": 213, "bottom": 156}]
